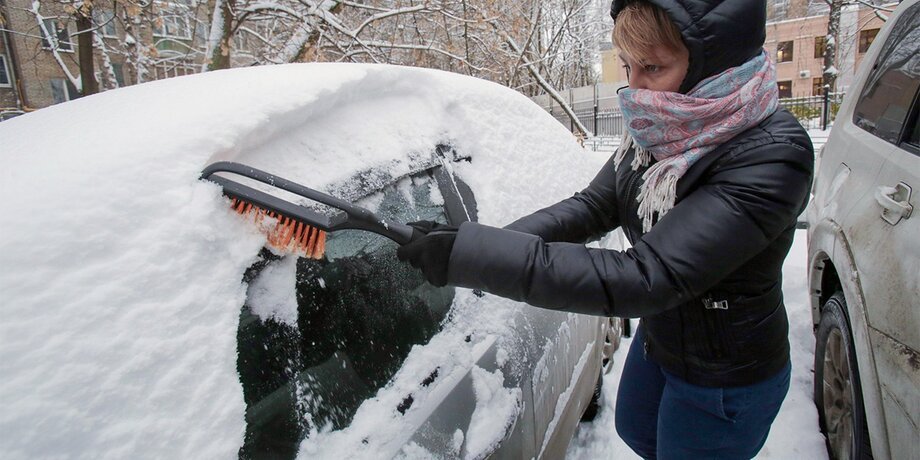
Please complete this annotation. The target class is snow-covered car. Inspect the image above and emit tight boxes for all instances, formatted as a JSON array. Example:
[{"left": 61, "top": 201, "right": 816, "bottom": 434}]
[
  {"left": 806, "top": 1, "right": 920, "bottom": 459},
  {"left": 0, "top": 64, "right": 624, "bottom": 459}
]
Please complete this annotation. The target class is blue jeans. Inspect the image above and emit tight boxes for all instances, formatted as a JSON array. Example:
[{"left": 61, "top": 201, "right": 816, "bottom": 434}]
[{"left": 615, "top": 326, "right": 791, "bottom": 459}]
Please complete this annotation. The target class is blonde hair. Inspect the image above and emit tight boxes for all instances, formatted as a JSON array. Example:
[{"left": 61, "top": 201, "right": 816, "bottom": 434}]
[{"left": 613, "top": 2, "right": 685, "bottom": 63}]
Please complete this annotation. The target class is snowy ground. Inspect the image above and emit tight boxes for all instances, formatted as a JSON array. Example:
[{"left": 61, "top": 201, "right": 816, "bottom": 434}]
[{"left": 566, "top": 229, "right": 830, "bottom": 459}]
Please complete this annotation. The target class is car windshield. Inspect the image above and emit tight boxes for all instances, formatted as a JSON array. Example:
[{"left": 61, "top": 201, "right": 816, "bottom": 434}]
[{"left": 236, "top": 170, "right": 454, "bottom": 459}]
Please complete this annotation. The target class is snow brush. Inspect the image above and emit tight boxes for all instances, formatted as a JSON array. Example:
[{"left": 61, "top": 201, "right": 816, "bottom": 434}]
[{"left": 201, "top": 161, "right": 415, "bottom": 259}]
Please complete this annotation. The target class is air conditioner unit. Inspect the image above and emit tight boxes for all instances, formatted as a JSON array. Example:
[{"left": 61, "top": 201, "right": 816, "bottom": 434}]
[{"left": 799, "top": 70, "right": 811, "bottom": 79}]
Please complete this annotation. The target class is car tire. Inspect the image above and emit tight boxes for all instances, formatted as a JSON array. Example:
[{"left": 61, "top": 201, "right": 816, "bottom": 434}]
[
  {"left": 814, "top": 291, "right": 873, "bottom": 460},
  {"left": 580, "top": 370, "right": 603, "bottom": 422},
  {"left": 582, "top": 318, "right": 624, "bottom": 423}
]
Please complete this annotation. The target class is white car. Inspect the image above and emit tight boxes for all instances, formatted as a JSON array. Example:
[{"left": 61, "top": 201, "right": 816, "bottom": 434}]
[
  {"left": 806, "top": 1, "right": 919, "bottom": 459},
  {"left": 0, "top": 64, "right": 623, "bottom": 459}
]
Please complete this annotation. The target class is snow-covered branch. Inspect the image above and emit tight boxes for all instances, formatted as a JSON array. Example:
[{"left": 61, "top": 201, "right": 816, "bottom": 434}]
[
  {"left": 29, "top": 1, "right": 80, "bottom": 89},
  {"left": 491, "top": 16, "right": 590, "bottom": 136}
]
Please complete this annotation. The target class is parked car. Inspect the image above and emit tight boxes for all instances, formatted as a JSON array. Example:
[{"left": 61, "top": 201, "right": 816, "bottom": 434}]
[
  {"left": 806, "top": 1, "right": 920, "bottom": 459},
  {"left": 0, "top": 64, "right": 622, "bottom": 459}
]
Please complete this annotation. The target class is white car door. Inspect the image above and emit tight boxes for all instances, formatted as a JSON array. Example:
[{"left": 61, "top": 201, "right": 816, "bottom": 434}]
[
  {"left": 832, "top": 5, "right": 920, "bottom": 458},
  {"left": 865, "top": 116, "right": 920, "bottom": 460}
]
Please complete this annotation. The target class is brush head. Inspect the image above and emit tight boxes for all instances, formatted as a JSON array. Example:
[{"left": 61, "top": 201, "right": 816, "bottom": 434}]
[{"left": 230, "top": 198, "right": 326, "bottom": 259}]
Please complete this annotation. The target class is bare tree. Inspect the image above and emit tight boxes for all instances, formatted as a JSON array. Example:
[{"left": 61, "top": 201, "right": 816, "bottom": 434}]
[
  {"left": 817, "top": 0, "right": 893, "bottom": 92},
  {"left": 8, "top": 0, "right": 608, "bottom": 127}
]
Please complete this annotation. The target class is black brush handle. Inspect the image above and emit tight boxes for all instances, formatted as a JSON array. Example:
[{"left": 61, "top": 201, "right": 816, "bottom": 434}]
[{"left": 201, "top": 161, "right": 415, "bottom": 245}]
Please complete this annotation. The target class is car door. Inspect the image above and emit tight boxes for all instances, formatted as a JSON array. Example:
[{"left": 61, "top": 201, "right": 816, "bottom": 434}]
[
  {"left": 832, "top": 5, "right": 920, "bottom": 458},
  {"left": 866, "top": 98, "right": 920, "bottom": 460}
]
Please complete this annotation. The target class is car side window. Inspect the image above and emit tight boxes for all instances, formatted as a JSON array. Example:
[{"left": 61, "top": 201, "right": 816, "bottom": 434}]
[
  {"left": 236, "top": 169, "right": 461, "bottom": 459},
  {"left": 852, "top": 3, "right": 920, "bottom": 147}
]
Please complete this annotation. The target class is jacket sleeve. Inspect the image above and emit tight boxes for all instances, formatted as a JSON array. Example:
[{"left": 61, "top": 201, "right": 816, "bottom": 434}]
[
  {"left": 447, "top": 140, "right": 814, "bottom": 318},
  {"left": 502, "top": 154, "right": 620, "bottom": 243}
]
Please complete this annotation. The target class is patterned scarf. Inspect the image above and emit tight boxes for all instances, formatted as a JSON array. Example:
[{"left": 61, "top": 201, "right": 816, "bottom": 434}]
[{"left": 614, "top": 50, "right": 779, "bottom": 232}]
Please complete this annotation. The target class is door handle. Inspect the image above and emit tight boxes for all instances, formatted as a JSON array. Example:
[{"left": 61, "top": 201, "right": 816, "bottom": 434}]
[{"left": 875, "top": 182, "right": 913, "bottom": 225}]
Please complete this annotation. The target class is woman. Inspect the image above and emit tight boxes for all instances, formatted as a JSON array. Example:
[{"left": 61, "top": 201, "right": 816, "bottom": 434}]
[{"left": 398, "top": 0, "right": 814, "bottom": 458}]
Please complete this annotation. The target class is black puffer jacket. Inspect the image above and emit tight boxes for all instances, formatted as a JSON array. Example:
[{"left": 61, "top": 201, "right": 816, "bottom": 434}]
[{"left": 445, "top": 0, "right": 815, "bottom": 387}]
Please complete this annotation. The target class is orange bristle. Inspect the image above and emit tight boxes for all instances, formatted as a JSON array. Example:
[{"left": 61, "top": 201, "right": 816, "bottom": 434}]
[
  {"left": 268, "top": 216, "right": 287, "bottom": 247},
  {"left": 314, "top": 231, "right": 326, "bottom": 259},
  {"left": 305, "top": 227, "right": 318, "bottom": 256},
  {"left": 293, "top": 222, "right": 304, "bottom": 248},
  {"left": 299, "top": 227, "right": 315, "bottom": 257},
  {"left": 279, "top": 219, "right": 296, "bottom": 249},
  {"left": 228, "top": 197, "right": 327, "bottom": 259}
]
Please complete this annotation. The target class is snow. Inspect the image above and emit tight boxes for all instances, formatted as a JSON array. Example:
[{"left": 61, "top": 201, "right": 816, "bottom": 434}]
[
  {"left": 247, "top": 255, "right": 299, "bottom": 326},
  {"left": 539, "top": 340, "right": 595, "bottom": 458},
  {"left": 464, "top": 367, "right": 522, "bottom": 460},
  {"left": 0, "top": 63, "right": 599, "bottom": 459},
  {"left": 809, "top": 127, "right": 832, "bottom": 152},
  {"left": 394, "top": 442, "right": 437, "bottom": 460},
  {"left": 452, "top": 429, "right": 465, "bottom": 454},
  {"left": 566, "top": 230, "right": 830, "bottom": 459}
]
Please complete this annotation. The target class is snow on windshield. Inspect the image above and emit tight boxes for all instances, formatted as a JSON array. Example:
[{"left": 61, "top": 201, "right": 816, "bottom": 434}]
[{"left": 0, "top": 63, "right": 608, "bottom": 458}]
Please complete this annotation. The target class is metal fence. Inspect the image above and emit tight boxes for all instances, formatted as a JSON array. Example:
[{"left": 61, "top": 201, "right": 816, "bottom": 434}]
[
  {"left": 534, "top": 82, "right": 627, "bottom": 138},
  {"left": 778, "top": 92, "right": 846, "bottom": 130},
  {"left": 533, "top": 83, "right": 845, "bottom": 137}
]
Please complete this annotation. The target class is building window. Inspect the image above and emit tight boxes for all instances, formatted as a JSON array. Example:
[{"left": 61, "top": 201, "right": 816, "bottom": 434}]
[
  {"left": 154, "top": 15, "right": 192, "bottom": 39},
  {"left": 777, "top": 80, "right": 793, "bottom": 98},
  {"left": 858, "top": 28, "right": 880, "bottom": 54},
  {"left": 111, "top": 62, "right": 125, "bottom": 87},
  {"left": 153, "top": 2, "right": 192, "bottom": 40},
  {"left": 94, "top": 10, "right": 118, "bottom": 38},
  {"left": 812, "top": 77, "right": 824, "bottom": 96},
  {"left": 777, "top": 41, "right": 794, "bottom": 63},
  {"left": 814, "top": 36, "right": 827, "bottom": 59},
  {"left": 773, "top": 0, "right": 789, "bottom": 20},
  {"left": 0, "top": 55, "right": 11, "bottom": 87},
  {"left": 807, "top": 1, "right": 830, "bottom": 15},
  {"left": 40, "top": 18, "right": 73, "bottom": 51},
  {"left": 153, "top": 62, "right": 196, "bottom": 80},
  {"left": 50, "top": 79, "right": 77, "bottom": 104}
]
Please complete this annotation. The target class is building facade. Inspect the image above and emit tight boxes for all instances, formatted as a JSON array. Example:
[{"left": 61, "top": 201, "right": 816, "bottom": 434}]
[
  {"left": 0, "top": 0, "right": 258, "bottom": 116},
  {"left": 765, "top": 3, "right": 889, "bottom": 97}
]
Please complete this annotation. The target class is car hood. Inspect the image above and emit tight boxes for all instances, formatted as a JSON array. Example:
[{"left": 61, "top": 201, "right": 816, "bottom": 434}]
[{"left": 0, "top": 63, "right": 607, "bottom": 458}]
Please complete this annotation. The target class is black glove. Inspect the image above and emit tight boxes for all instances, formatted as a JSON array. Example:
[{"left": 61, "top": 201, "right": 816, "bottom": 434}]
[{"left": 396, "top": 220, "right": 459, "bottom": 287}]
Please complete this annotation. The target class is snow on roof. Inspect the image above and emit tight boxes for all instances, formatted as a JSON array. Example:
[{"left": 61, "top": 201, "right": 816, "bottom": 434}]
[{"left": 0, "top": 63, "right": 606, "bottom": 458}]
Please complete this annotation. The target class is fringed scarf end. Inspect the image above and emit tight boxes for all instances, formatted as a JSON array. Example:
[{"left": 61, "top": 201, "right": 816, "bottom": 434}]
[
  {"left": 637, "top": 165, "right": 679, "bottom": 233},
  {"left": 613, "top": 132, "right": 651, "bottom": 171}
]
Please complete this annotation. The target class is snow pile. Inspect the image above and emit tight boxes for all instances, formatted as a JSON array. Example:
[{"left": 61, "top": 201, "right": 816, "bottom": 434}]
[
  {"left": 465, "top": 367, "right": 522, "bottom": 460},
  {"left": 0, "top": 63, "right": 603, "bottom": 458}
]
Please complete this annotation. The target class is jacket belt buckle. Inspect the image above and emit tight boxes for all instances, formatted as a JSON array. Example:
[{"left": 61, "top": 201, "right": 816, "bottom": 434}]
[{"left": 703, "top": 295, "right": 729, "bottom": 310}]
